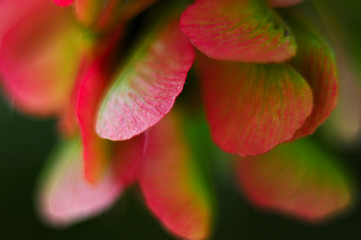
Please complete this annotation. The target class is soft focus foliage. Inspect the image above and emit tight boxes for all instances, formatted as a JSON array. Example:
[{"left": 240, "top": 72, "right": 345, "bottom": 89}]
[{"left": 236, "top": 138, "right": 353, "bottom": 221}]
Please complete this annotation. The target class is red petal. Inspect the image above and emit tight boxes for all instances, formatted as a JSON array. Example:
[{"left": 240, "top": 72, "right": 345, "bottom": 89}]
[
  {"left": 77, "top": 58, "right": 110, "bottom": 183},
  {"left": 37, "top": 138, "right": 123, "bottom": 226},
  {"left": 199, "top": 55, "right": 313, "bottom": 156},
  {"left": 290, "top": 21, "right": 339, "bottom": 140},
  {"left": 236, "top": 138, "right": 353, "bottom": 221},
  {"left": 139, "top": 112, "right": 212, "bottom": 240},
  {"left": 180, "top": 0, "right": 296, "bottom": 63},
  {"left": 266, "top": 0, "right": 303, "bottom": 8},
  {"left": 54, "top": 0, "right": 74, "bottom": 7},
  {"left": 0, "top": 0, "right": 84, "bottom": 116},
  {"left": 76, "top": 27, "right": 124, "bottom": 183},
  {"left": 96, "top": 18, "right": 195, "bottom": 141}
]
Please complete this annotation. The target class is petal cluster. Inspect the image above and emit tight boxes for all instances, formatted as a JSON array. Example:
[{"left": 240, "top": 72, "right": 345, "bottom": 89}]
[{"left": 0, "top": 0, "right": 351, "bottom": 239}]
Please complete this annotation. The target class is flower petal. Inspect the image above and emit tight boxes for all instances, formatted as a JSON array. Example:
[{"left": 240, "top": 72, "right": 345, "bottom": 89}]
[
  {"left": 180, "top": 0, "right": 296, "bottom": 63},
  {"left": 54, "top": 0, "right": 74, "bottom": 7},
  {"left": 139, "top": 112, "right": 212, "bottom": 240},
  {"left": 236, "top": 138, "right": 354, "bottom": 221},
  {"left": 199, "top": 56, "right": 313, "bottom": 156},
  {"left": 266, "top": 0, "right": 303, "bottom": 8},
  {"left": 76, "top": 28, "right": 123, "bottom": 183},
  {"left": 0, "top": 0, "right": 85, "bottom": 116},
  {"left": 289, "top": 21, "right": 339, "bottom": 140},
  {"left": 36, "top": 138, "right": 122, "bottom": 226},
  {"left": 96, "top": 17, "right": 195, "bottom": 141}
]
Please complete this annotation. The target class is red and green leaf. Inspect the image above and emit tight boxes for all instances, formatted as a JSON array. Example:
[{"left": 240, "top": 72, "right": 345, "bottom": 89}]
[
  {"left": 139, "top": 111, "right": 213, "bottom": 240},
  {"left": 96, "top": 17, "right": 195, "bottom": 141},
  {"left": 199, "top": 56, "right": 313, "bottom": 156},
  {"left": 180, "top": 0, "right": 297, "bottom": 63},
  {"left": 236, "top": 138, "right": 354, "bottom": 221}
]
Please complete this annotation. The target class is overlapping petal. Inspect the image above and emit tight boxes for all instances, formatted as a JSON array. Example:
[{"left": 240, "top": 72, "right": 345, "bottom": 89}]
[
  {"left": 199, "top": 56, "right": 313, "bottom": 156},
  {"left": 236, "top": 138, "right": 353, "bottom": 221},
  {"left": 180, "top": 0, "right": 297, "bottom": 62},
  {"left": 96, "top": 17, "right": 195, "bottom": 141},
  {"left": 37, "top": 138, "right": 123, "bottom": 226},
  {"left": 0, "top": 0, "right": 85, "bottom": 116},
  {"left": 289, "top": 20, "right": 339, "bottom": 140},
  {"left": 76, "top": 28, "right": 123, "bottom": 183},
  {"left": 139, "top": 112, "right": 213, "bottom": 240}
]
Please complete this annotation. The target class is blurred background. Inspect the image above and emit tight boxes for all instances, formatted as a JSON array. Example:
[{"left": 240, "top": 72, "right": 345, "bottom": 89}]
[{"left": 1, "top": 0, "right": 361, "bottom": 239}]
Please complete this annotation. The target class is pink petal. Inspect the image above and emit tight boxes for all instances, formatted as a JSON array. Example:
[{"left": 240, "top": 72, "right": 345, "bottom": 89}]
[
  {"left": 290, "top": 21, "right": 339, "bottom": 140},
  {"left": 96, "top": 18, "right": 195, "bottom": 141},
  {"left": 266, "top": 0, "right": 304, "bottom": 8},
  {"left": 37, "top": 138, "right": 123, "bottom": 226},
  {"left": 199, "top": 55, "right": 313, "bottom": 156},
  {"left": 180, "top": 0, "right": 297, "bottom": 63},
  {"left": 0, "top": 0, "right": 84, "bottom": 116},
  {"left": 54, "top": 0, "right": 74, "bottom": 7},
  {"left": 139, "top": 112, "right": 212, "bottom": 240},
  {"left": 236, "top": 139, "right": 353, "bottom": 221}
]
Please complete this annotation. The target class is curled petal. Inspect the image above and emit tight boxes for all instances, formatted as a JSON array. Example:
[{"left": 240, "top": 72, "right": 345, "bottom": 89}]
[
  {"left": 36, "top": 138, "right": 122, "bottom": 226},
  {"left": 199, "top": 56, "right": 313, "bottom": 156},
  {"left": 289, "top": 20, "right": 339, "bottom": 140},
  {"left": 139, "top": 112, "right": 212, "bottom": 240},
  {"left": 76, "top": 26, "right": 146, "bottom": 185},
  {"left": 181, "top": 0, "right": 296, "bottom": 63},
  {"left": 236, "top": 138, "right": 354, "bottom": 221},
  {"left": 96, "top": 17, "right": 195, "bottom": 141},
  {"left": 76, "top": 28, "right": 123, "bottom": 183}
]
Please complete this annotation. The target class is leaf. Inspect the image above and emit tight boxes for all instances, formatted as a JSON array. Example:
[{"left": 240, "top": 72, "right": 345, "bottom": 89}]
[
  {"left": 236, "top": 138, "right": 354, "bottom": 221},
  {"left": 180, "top": 0, "right": 296, "bottom": 63},
  {"left": 266, "top": 0, "right": 304, "bottom": 8},
  {"left": 199, "top": 55, "right": 313, "bottom": 156},
  {"left": 0, "top": 0, "right": 86, "bottom": 116},
  {"left": 139, "top": 111, "right": 213, "bottom": 240},
  {"left": 289, "top": 20, "right": 339, "bottom": 140},
  {"left": 96, "top": 17, "right": 195, "bottom": 141},
  {"left": 54, "top": 0, "right": 74, "bottom": 7},
  {"left": 36, "top": 138, "right": 123, "bottom": 226}
]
